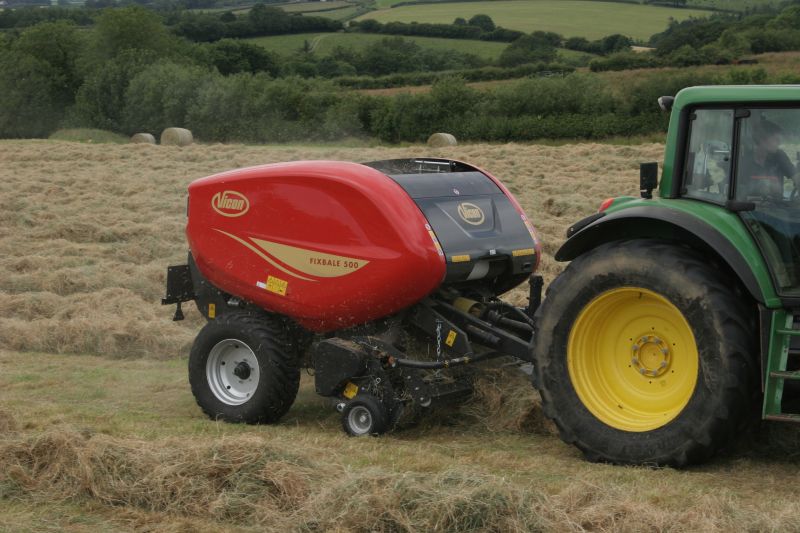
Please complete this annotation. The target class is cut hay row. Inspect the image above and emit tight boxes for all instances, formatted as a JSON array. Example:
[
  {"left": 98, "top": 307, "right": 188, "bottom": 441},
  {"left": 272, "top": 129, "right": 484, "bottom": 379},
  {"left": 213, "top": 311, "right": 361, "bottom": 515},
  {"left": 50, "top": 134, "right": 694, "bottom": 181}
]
[
  {"left": 0, "top": 140, "right": 661, "bottom": 359},
  {"left": 1, "top": 408, "right": 800, "bottom": 532}
]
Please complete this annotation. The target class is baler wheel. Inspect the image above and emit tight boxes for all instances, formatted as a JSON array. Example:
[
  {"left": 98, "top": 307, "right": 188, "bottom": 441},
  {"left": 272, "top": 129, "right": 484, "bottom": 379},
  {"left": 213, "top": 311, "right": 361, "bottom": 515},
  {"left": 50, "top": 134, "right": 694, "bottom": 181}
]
[
  {"left": 189, "top": 311, "right": 300, "bottom": 424},
  {"left": 341, "top": 394, "right": 389, "bottom": 436},
  {"left": 532, "top": 239, "right": 755, "bottom": 467}
]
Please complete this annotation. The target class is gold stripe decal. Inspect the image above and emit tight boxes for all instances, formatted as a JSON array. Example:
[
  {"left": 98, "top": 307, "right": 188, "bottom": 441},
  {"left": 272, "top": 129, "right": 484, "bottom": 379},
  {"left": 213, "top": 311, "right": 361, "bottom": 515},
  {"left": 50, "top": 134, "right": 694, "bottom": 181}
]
[
  {"left": 251, "top": 238, "right": 369, "bottom": 278},
  {"left": 451, "top": 254, "right": 471, "bottom": 263},
  {"left": 512, "top": 248, "right": 536, "bottom": 257},
  {"left": 214, "top": 229, "right": 316, "bottom": 282},
  {"left": 214, "top": 229, "right": 369, "bottom": 281}
]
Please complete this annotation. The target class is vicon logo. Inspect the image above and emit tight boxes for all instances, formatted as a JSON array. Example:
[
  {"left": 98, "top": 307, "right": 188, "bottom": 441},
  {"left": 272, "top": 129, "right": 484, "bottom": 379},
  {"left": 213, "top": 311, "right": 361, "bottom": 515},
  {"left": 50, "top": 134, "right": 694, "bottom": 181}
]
[
  {"left": 457, "top": 202, "right": 485, "bottom": 225},
  {"left": 211, "top": 191, "right": 249, "bottom": 217}
]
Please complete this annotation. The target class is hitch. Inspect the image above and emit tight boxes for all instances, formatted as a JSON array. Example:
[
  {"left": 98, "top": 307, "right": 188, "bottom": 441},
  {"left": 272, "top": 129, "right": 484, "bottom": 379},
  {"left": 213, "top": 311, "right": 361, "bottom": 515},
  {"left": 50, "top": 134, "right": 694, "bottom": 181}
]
[{"left": 162, "top": 264, "right": 195, "bottom": 321}]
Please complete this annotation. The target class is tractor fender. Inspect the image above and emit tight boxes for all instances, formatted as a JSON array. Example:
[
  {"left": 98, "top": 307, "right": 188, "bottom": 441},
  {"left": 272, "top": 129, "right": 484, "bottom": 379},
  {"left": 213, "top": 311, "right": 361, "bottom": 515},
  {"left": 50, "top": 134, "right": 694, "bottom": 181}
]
[{"left": 555, "top": 206, "right": 765, "bottom": 304}]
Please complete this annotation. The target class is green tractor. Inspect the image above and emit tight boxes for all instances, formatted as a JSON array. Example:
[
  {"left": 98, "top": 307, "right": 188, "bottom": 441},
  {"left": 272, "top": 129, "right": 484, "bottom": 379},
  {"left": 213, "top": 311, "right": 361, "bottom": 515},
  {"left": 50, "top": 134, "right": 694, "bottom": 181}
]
[{"left": 534, "top": 86, "right": 800, "bottom": 466}]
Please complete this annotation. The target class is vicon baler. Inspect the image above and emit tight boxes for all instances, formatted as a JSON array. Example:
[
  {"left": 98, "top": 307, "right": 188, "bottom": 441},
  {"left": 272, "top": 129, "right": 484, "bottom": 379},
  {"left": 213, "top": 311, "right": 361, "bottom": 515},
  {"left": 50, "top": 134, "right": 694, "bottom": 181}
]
[{"left": 163, "top": 158, "right": 542, "bottom": 435}]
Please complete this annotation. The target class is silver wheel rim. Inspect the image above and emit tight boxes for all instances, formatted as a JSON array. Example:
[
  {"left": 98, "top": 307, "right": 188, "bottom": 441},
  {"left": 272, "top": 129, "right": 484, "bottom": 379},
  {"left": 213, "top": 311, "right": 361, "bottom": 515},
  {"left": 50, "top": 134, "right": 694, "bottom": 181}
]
[
  {"left": 206, "top": 339, "right": 260, "bottom": 406},
  {"left": 347, "top": 405, "right": 373, "bottom": 435}
]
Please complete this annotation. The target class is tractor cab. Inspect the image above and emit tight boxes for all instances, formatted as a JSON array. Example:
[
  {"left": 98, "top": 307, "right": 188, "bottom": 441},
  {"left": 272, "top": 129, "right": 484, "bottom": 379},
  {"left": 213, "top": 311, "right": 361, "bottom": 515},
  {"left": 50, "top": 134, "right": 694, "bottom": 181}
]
[{"left": 685, "top": 106, "right": 800, "bottom": 297}]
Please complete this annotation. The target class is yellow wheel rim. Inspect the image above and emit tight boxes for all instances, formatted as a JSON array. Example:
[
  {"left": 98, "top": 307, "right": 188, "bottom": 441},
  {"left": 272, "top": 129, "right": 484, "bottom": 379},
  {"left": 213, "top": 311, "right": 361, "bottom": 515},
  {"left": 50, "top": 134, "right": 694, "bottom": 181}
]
[{"left": 568, "top": 287, "right": 699, "bottom": 432}]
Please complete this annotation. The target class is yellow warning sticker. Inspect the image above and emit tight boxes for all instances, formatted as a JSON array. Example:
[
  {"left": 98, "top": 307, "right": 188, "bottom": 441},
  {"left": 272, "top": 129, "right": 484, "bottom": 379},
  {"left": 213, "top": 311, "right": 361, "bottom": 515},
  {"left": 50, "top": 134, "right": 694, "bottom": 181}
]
[
  {"left": 446, "top": 330, "right": 457, "bottom": 347},
  {"left": 266, "top": 275, "right": 288, "bottom": 296},
  {"left": 512, "top": 248, "right": 536, "bottom": 257},
  {"left": 343, "top": 382, "right": 359, "bottom": 399},
  {"left": 451, "top": 254, "right": 471, "bottom": 263},
  {"left": 208, "top": 303, "right": 216, "bottom": 319}
]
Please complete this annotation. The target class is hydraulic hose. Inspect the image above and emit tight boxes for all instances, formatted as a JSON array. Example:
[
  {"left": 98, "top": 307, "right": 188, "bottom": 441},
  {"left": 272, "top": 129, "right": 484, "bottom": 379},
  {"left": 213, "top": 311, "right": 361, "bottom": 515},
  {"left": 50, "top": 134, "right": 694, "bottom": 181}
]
[{"left": 394, "top": 350, "right": 503, "bottom": 369}]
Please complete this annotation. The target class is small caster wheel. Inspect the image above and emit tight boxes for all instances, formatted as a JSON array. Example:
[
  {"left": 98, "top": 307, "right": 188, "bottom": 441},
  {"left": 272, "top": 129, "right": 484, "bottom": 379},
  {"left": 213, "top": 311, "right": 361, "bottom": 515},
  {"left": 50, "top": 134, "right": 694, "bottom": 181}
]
[{"left": 341, "top": 394, "right": 389, "bottom": 436}]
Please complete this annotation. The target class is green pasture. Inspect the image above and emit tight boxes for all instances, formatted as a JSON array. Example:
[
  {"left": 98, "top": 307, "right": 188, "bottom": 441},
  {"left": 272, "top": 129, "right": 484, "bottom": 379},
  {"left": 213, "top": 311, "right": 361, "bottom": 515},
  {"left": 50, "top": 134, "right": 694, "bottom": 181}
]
[
  {"left": 357, "top": 0, "right": 709, "bottom": 40},
  {"left": 308, "top": 5, "right": 364, "bottom": 19},
  {"left": 282, "top": 0, "right": 353, "bottom": 13},
  {"left": 246, "top": 32, "right": 593, "bottom": 61},
  {"left": 686, "top": 0, "right": 779, "bottom": 9},
  {"left": 246, "top": 32, "right": 508, "bottom": 58}
]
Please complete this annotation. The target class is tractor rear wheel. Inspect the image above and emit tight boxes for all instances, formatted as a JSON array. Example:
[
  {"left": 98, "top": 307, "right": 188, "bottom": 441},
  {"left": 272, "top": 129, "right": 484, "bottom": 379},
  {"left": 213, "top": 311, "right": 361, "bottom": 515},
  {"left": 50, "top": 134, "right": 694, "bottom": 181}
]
[
  {"left": 533, "top": 239, "right": 755, "bottom": 466},
  {"left": 189, "top": 311, "right": 300, "bottom": 424}
]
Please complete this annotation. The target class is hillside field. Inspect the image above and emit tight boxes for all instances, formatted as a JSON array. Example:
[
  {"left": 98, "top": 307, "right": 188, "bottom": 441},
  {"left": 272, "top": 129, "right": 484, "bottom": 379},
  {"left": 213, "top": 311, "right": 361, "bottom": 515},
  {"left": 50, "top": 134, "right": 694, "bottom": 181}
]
[
  {"left": 246, "top": 32, "right": 594, "bottom": 61},
  {"left": 357, "top": 0, "right": 710, "bottom": 40},
  {"left": 2, "top": 140, "right": 800, "bottom": 531}
]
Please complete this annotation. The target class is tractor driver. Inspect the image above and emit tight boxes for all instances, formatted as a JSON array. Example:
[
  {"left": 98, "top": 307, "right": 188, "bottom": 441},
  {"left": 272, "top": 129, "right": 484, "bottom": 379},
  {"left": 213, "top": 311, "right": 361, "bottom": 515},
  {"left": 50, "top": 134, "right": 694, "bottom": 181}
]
[
  {"left": 738, "top": 118, "right": 800, "bottom": 288},
  {"left": 738, "top": 119, "right": 797, "bottom": 200}
]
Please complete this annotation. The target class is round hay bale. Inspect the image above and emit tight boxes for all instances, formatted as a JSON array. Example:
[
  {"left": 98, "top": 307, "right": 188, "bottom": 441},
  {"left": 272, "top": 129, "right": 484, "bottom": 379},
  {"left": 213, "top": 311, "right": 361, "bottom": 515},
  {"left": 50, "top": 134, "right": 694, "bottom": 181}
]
[
  {"left": 427, "top": 132, "right": 457, "bottom": 147},
  {"left": 160, "top": 127, "right": 193, "bottom": 147},
  {"left": 130, "top": 133, "right": 156, "bottom": 144}
]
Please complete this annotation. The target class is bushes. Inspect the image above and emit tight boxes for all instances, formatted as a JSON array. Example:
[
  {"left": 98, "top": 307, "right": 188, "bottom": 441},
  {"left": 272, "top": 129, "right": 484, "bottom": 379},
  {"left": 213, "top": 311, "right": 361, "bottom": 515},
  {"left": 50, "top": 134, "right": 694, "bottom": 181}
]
[
  {"left": 186, "top": 75, "right": 346, "bottom": 143},
  {"left": 123, "top": 62, "right": 210, "bottom": 135},
  {"left": 71, "top": 50, "right": 160, "bottom": 132},
  {"left": 0, "top": 52, "right": 66, "bottom": 138},
  {"left": 0, "top": 21, "right": 87, "bottom": 138},
  {"left": 349, "top": 18, "right": 522, "bottom": 42},
  {"left": 498, "top": 32, "right": 558, "bottom": 67},
  {"left": 590, "top": 52, "right": 661, "bottom": 72},
  {"left": 171, "top": 6, "right": 343, "bottom": 42},
  {"left": 333, "top": 63, "right": 574, "bottom": 90}
]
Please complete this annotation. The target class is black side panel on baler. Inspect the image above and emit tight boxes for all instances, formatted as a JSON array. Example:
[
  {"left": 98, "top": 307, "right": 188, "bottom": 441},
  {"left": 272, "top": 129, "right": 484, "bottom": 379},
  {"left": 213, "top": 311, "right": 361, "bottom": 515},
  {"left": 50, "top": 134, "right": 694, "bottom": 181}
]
[{"left": 364, "top": 159, "right": 536, "bottom": 293}]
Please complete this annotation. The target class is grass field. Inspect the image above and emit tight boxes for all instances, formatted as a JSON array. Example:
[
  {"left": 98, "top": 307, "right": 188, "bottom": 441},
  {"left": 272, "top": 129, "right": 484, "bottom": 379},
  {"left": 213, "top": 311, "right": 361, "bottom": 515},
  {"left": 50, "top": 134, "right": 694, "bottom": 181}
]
[
  {"left": 246, "top": 32, "right": 593, "bottom": 61},
  {"left": 281, "top": 0, "right": 353, "bottom": 12},
  {"left": 247, "top": 32, "right": 510, "bottom": 58},
  {"left": 687, "top": 0, "right": 779, "bottom": 9},
  {"left": 2, "top": 139, "right": 800, "bottom": 530},
  {"left": 358, "top": 0, "right": 710, "bottom": 40}
]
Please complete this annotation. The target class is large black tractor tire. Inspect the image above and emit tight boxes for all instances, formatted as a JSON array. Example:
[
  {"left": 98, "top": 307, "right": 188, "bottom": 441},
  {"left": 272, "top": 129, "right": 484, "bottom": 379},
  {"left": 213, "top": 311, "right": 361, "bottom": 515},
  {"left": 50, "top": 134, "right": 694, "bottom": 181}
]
[
  {"left": 533, "top": 239, "right": 755, "bottom": 466},
  {"left": 189, "top": 311, "right": 300, "bottom": 424}
]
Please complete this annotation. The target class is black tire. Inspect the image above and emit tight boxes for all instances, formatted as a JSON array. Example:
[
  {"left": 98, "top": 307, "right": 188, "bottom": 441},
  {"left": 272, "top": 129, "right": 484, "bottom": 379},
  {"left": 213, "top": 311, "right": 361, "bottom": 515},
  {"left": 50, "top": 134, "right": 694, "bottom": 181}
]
[
  {"left": 341, "top": 394, "right": 389, "bottom": 436},
  {"left": 189, "top": 311, "right": 300, "bottom": 424},
  {"left": 533, "top": 239, "right": 755, "bottom": 466}
]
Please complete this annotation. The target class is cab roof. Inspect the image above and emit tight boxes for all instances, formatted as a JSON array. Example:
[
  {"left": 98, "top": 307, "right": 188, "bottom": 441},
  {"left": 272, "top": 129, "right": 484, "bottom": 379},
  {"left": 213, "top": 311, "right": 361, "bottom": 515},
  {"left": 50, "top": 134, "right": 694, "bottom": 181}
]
[{"left": 675, "top": 85, "right": 800, "bottom": 110}]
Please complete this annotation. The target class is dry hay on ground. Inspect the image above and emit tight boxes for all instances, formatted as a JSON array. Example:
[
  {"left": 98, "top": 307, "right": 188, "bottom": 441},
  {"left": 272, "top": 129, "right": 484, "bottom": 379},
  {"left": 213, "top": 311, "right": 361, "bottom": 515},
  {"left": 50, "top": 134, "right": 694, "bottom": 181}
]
[
  {"left": 1, "top": 419, "right": 800, "bottom": 532},
  {"left": 0, "top": 139, "right": 659, "bottom": 359},
  {"left": 4, "top": 138, "right": 800, "bottom": 531}
]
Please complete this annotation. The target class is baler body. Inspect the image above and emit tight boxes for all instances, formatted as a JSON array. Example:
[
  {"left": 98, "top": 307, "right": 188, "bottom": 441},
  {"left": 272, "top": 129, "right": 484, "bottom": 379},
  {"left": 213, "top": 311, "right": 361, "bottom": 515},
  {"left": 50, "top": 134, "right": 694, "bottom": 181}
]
[{"left": 185, "top": 159, "right": 539, "bottom": 332}]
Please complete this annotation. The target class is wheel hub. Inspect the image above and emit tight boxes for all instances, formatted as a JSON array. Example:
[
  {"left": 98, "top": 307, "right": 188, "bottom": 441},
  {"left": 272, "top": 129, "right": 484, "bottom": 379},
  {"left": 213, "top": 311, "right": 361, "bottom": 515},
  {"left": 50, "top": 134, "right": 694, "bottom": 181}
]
[
  {"left": 233, "top": 361, "right": 252, "bottom": 380},
  {"left": 631, "top": 335, "right": 671, "bottom": 378},
  {"left": 348, "top": 406, "right": 373, "bottom": 435},
  {"left": 567, "top": 287, "right": 699, "bottom": 432},
  {"left": 206, "top": 339, "right": 260, "bottom": 406}
]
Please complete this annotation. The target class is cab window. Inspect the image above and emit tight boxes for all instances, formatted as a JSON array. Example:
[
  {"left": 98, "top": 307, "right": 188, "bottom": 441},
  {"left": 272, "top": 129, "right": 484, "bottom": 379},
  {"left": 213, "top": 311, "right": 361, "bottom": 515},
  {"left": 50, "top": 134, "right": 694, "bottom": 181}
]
[
  {"left": 734, "top": 109, "right": 800, "bottom": 296},
  {"left": 683, "top": 109, "right": 734, "bottom": 204}
]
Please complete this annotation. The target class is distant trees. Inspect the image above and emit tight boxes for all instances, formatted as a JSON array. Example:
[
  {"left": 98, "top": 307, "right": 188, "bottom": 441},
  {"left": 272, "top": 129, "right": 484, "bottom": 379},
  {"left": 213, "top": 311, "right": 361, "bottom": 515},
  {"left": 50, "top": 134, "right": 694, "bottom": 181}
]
[
  {"left": 171, "top": 6, "right": 342, "bottom": 42},
  {"left": 468, "top": 14, "right": 495, "bottom": 32},
  {"left": 349, "top": 18, "right": 523, "bottom": 43},
  {"left": 499, "top": 32, "right": 559, "bottom": 67},
  {"left": 0, "top": 21, "right": 85, "bottom": 137}
]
